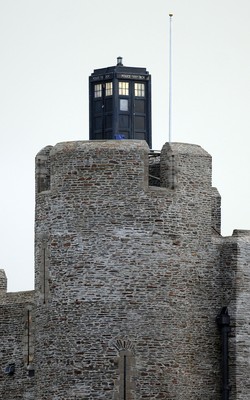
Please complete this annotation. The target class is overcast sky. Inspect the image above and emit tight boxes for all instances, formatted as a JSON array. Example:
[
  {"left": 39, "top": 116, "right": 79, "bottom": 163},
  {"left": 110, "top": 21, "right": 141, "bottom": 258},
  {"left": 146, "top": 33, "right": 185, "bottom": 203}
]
[{"left": 1, "top": 0, "right": 250, "bottom": 292}]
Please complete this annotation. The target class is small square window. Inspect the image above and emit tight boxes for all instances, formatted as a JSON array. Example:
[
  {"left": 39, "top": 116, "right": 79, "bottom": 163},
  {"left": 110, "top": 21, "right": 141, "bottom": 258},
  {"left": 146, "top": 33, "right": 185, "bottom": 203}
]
[
  {"left": 134, "top": 83, "right": 145, "bottom": 97},
  {"left": 119, "top": 81, "right": 129, "bottom": 96},
  {"left": 94, "top": 84, "right": 102, "bottom": 98},
  {"left": 120, "top": 99, "right": 128, "bottom": 111}
]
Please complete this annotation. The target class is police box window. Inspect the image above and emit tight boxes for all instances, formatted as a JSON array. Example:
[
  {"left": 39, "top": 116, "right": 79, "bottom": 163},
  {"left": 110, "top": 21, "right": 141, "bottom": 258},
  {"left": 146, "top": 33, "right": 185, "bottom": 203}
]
[
  {"left": 119, "top": 82, "right": 129, "bottom": 96},
  {"left": 105, "top": 82, "right": 113, "bottom": 96},
  {"left": 94, "top": 84, "right": 102, "bottom": 98},
  {"left": 134, "top": 83, "right": 145, "bottom": 97}
]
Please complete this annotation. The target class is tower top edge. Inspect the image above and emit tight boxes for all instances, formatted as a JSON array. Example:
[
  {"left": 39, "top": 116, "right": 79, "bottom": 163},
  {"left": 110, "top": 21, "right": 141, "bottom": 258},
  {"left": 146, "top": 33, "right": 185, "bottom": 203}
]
[
  {"left": 162, "top": 142, "right": 212, "bottom": 158},
  {"left": 48, "top": 140, "right": 149, "bottom": 157},
  {"left": 36, "top": 145, "right": 53, "bottom": 158},
  {"left": 233, "top": 229, "right": 250, "bottom": 238},
  {"left": 36, "top": 141, "right": 213, "bottom": 158}
]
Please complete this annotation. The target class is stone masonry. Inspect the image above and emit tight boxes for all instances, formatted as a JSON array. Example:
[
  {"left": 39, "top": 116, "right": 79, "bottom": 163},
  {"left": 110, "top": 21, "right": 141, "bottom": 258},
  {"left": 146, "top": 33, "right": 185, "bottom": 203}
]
[{"left": 0, "top": 139, "right": 250, "bottom": 399}]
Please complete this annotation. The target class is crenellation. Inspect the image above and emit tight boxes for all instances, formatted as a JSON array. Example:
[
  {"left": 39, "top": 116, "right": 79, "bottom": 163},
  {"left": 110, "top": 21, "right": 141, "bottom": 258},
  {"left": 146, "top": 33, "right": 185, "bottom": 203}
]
[
  {"left": 148, "top": 151, "right": 160, "bottom": 186},
  {"left": 49, "top": 140, "right": 149, "bottom": 196},
  {"left": 160, "top": 142, "right": 212, "bottom": 189},
  {"left": 35, "top": 145, "right": 53, "bottom": 195},
  {"left": 0, "top": 269, "right": 7, "bottom": 294}
]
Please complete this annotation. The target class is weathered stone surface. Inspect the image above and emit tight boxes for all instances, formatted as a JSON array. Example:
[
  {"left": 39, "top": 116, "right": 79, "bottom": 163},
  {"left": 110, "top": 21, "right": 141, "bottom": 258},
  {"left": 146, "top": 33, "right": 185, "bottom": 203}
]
[
  {"left": 221, "top": 230, "right": 250, "bottom": 400},
  {"left": 0, "top": 140, "right": 249, "bottom": 399},
  {"left": 0, "top": 269, "right": 7, "bottom": 293}
]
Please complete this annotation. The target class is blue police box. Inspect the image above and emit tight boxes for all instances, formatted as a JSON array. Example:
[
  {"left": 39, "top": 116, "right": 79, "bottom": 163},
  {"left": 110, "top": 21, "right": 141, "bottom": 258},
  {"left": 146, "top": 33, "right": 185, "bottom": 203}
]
[{"left": 89, "top": 57, "right": 152, "bottom": 148}]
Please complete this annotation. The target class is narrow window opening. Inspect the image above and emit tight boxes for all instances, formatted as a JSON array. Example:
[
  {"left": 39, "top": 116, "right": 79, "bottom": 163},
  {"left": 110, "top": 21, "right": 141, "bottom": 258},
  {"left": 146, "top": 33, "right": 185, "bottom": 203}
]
[
  {"left": 24, "top": 307, "right": 35, "bottom": 377},
  {"left": 123, "top": 354, "right": 127, "bottom": 400},
  {"left": 112, "top": 339, "right": 135, "bottom": 400}
]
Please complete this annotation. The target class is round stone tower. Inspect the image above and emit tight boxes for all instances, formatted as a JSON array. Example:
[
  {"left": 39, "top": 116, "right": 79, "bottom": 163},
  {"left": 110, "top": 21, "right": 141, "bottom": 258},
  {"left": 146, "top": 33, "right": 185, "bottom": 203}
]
[{"left": 34, "top": 140, "right": 221, "bottom": 399}]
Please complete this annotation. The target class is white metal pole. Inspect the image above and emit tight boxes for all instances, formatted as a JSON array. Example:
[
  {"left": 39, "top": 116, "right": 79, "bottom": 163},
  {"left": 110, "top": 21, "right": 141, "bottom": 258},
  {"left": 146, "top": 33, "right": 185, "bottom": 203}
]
[{"left": 169, "top": 13, "right": 173, "bottom": 143}]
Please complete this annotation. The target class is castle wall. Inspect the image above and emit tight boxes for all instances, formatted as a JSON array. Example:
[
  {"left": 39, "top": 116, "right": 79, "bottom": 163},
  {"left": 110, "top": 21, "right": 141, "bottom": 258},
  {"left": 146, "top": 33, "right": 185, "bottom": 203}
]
[
  {"left": 0, "top": 290, "right": 35, "bottom": 399},
  {"left": 33, "top": 140, "right": 222, "bottom": 399},
  {"left": 221, "top": 230, "right": 250, "bottom": 400}
]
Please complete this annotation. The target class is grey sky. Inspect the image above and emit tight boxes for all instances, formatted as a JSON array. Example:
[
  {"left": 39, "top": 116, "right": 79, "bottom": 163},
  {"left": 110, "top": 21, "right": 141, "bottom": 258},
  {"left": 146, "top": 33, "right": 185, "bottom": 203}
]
[{"left": 1, "top": 0, "right": 250, "bottom": 291}]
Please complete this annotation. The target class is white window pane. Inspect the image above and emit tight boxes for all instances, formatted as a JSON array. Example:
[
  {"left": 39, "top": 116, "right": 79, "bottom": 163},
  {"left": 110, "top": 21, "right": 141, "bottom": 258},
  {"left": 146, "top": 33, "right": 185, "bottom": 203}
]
[
  {"left": 120, "top": 99, "right": 128, "bottom": 111},
  {"left": 119, "top": 81, "right": 129, "bottom": 96},
  {"left": 135, "top": 82, "right": 145, "bottom": 97},
  {"left": 105, "top": 82, "right": 113, "bottom": 96},
  {"left": 94, "top": 84, "right": 102, "bottom": 98}
]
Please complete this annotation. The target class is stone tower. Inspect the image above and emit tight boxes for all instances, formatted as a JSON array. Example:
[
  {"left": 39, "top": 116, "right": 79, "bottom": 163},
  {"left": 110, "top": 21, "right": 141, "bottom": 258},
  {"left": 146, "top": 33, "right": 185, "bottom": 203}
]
[
  {"left": 0, "top": 139, "right": 250, "bottom": 398},
  {"left": 33, "top": 139, "right": 221, "bottom": 399}
]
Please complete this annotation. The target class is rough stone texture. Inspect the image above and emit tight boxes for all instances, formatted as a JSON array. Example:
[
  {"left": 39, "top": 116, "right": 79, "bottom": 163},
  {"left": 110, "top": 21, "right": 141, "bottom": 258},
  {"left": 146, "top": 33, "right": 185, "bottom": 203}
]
[
  {"left": 221, "top": 230, "right": 250, "bottom": 400},
  {"left": 0, "top": 269, "right": 7, "bottom": 293},
  {"left": 0, "top": 290, "right": 35, "bottom": 399},
  {"left": 212, "top": 187, "right": 221, "bottom": 235},
  {"left": 0, "top": 139, "right": 249, "bottom": 399}
]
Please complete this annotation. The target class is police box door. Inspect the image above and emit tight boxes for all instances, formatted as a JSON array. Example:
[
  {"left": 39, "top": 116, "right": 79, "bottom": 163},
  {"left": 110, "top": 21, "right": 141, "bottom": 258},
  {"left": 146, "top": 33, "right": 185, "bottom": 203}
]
[
  {"left": 117, "top": 80, "right": 149, "bottom": 144},
  {"left": 91, "top": 81, "right": 113, "bottom": 140}
]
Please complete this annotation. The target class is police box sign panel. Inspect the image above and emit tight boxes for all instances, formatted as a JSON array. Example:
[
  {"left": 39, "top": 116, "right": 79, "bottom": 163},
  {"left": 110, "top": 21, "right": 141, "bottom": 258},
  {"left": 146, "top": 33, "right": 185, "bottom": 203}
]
[{"left": 117, "top": 74, "right": 147, "bottom": 80}]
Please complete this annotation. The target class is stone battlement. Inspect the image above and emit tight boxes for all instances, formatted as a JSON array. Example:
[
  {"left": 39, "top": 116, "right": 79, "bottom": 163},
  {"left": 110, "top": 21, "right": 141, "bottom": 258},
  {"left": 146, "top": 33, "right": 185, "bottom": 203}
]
[{"left": 35, "top": 140, "right": 212, "bottom": 194}]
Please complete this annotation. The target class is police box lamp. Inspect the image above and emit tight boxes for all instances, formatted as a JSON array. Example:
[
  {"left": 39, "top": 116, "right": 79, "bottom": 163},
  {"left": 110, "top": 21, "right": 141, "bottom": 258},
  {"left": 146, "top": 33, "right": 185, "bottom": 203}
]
[
  {"left": 117, "top": 56, "right": 123, "bottom": 66},
  {"left": 89, "top": 57, "right": 152, "bottom": 148}
]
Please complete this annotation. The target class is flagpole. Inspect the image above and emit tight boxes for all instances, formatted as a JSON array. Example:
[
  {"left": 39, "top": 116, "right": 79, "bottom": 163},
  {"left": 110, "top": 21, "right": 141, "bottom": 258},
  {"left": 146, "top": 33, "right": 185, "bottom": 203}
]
[{"left": 169, "top": 13, "right": 173, "bottom": 143}]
